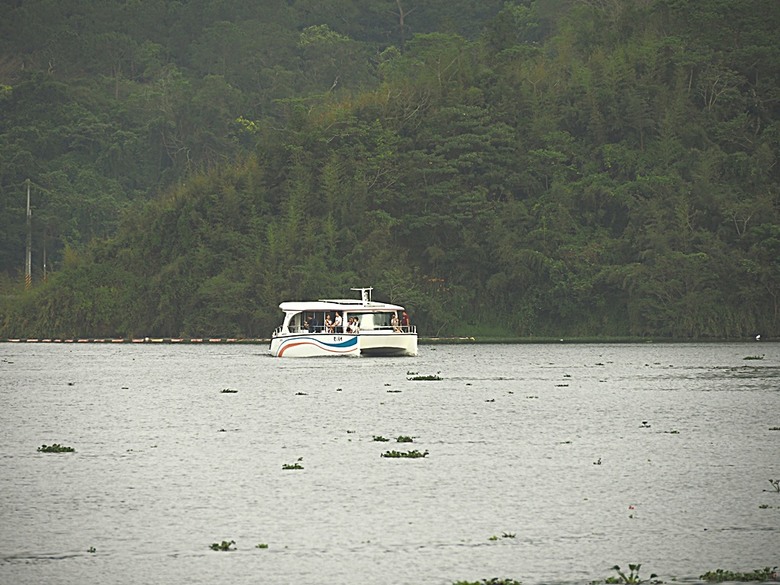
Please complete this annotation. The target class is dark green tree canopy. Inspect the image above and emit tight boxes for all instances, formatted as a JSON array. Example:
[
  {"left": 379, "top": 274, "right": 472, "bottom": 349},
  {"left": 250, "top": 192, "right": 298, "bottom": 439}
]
[{"left": 1, "top": 0, "right": 779, "bottom": 339}]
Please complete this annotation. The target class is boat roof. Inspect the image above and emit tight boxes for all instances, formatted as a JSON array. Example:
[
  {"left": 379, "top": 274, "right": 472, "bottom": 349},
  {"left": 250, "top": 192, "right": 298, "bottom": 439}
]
[{"left": 279, "top": 299, "right": 405, "bottom": 312}]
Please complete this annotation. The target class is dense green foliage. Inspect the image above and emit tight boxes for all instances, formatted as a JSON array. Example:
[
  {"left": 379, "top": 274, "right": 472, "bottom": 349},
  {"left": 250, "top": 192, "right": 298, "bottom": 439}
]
[{"left": 1, "top": 0, "right": 779, "bottom": 339}]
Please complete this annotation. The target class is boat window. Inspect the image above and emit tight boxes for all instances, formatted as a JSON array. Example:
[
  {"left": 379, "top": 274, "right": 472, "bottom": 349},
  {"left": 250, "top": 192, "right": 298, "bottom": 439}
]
[
  {"left": 352, "top": 312, "right": 395, "bottom": 330},
  {"left": 285, "top": 312, "right": 303, "bottom": 333}
]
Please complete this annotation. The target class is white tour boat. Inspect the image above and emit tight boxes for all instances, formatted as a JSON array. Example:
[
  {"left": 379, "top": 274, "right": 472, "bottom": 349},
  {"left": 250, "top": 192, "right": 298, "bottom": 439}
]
[{"left": 270, "top": 287, "right": 417, "bottom": 357}]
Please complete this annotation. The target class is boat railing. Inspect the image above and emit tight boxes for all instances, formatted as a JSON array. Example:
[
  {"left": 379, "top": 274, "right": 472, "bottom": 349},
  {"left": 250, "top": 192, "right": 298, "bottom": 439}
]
[
  {"left": 366, "top": 325, "right": 417, "bottom": 334},
  {"left": 277, "top": 324, "right": 416, "bottom": 335}
]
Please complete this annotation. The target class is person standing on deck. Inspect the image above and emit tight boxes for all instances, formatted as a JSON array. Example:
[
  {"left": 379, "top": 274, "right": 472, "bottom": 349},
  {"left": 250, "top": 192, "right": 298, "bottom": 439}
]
[{"left": 333, "top": 312, "right": 343, "bottom": 333}]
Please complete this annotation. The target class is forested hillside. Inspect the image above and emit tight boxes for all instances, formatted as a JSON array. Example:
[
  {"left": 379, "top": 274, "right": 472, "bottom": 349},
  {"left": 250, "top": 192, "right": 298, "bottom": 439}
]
[{"left": 1, "top": 0, "right": 779, "bottom": 339}]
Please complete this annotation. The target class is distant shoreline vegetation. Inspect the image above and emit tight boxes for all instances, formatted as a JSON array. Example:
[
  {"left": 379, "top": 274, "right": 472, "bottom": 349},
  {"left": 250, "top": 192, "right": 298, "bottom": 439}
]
[{"left": 0, "top": 337, "right": 771, "bottom": 344}]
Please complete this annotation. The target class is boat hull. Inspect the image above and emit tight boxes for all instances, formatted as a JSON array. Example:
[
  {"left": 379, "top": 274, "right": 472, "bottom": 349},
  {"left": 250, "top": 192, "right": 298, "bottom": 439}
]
[
  {"left": 357, "top": 332, "right": 417, "bottom": 357},
  {"left": 270, "top": 332, "right": 416, "bottom": 357}
]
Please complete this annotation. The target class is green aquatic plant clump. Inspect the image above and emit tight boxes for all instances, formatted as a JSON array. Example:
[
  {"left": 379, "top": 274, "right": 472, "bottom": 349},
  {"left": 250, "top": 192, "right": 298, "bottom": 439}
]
[
  {"left": 209, "top": 540, "right": 236, "bottom": 551},
  {"left": 396, "top": 435, "right": 414, "bottom": 443},
  {"left": 37, "top": 444, "right": 75, "bottom": 453},
  {"left": 372, "top": 435, "right": 390, "bottom": 442},
  {"left": 381, "top": 449, "right": 428, "bottom": 458},
  {"left": 604, "top": 564, "right": 659, "bottom": 584},
  {"left": 699, "top": 567, "right": 777, "bottom": 582},
  {"left": 408, "top": 374, "right": 442, "bottom": 381}
]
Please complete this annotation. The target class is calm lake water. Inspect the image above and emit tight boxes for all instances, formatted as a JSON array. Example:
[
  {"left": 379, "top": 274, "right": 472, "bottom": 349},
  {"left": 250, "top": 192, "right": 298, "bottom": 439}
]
[{"left": 1, "top": 342, "right": 778, "bottom": 585}]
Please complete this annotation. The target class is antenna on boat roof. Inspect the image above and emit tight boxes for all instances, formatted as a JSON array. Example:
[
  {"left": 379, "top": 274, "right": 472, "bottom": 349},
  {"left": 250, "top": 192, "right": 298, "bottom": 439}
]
[{"left": 351, "top": 287, "right": 373, "bottom": 305}]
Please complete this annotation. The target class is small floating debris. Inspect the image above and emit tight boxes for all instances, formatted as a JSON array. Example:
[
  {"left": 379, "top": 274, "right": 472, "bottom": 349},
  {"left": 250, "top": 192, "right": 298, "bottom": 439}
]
[
  {"left": 209, "top": 540, "right": 236, "bottom": 551},
  {"left": 294, "top": 391, "right": 307, "bottom": 396},
  {"left": 220, "top": 388, "right": 238, "bottom": 393},
  {"left": 743, "top": 355, "right": 765, "bottom": 360},
  {"left": 255, "top": 543, "right": 269, "bottom": 549},
  {"left": 372, "top": 435, "right": 390, "bottom": 442},
  {"left": 593, "top": 457, "right": 602, "bottom": 465},
  {"left": 282, "top": 462, "right": 304, "bottom": 470},
  {"left": 87, "top": 547, "right": 96, "bottom": 553}
]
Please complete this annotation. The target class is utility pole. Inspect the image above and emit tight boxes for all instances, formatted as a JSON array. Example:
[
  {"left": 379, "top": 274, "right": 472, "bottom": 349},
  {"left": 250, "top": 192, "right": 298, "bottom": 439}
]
[
  {"left": 42, "top": 231, "right": 47, "bottom": 283},
  {"left": 25, "top": 178, "right": 32, "bottom": 290}
]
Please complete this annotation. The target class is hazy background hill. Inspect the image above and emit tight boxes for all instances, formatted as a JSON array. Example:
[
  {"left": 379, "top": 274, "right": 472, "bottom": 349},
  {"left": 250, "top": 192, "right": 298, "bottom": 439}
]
[{"left": 1, "top": 0, "right": 779, "bottom": 339}]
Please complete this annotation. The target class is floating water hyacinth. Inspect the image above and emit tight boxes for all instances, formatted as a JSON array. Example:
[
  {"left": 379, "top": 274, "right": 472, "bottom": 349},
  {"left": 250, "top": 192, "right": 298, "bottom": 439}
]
[
  {"left": 604, "top": 564, "right": 658, "bottom": 584},
  {"left": 699, "top": 567, "right": 777, "bottom": 582},
  {"left": 283, "top": 457, "right": 304, "bottom": 470},
  {"left": 452, "top": 579, "right": 523, "bottom": 585},
  {"left": 381, "top": 449, "right": 428, "bottom": 458},
  {"left": 37, "top": 444, "right": 75, "bottom": 453},
  {"left": 408, "top": 373, "right": 442, "bottom": 381},
  {"left": 209, "top": 540, "right": 235, "bottom": 551}
]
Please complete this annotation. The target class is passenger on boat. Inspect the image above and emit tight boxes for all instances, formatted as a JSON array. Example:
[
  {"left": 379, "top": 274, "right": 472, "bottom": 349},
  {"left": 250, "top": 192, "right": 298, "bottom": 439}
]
[
  {"left": 333, "top": 312, "right": 343, "bottom": 333},
  {"left": 347, "top": 317, "right": 359, "bottom": 334},
  {"left": 401, "top": 311, "right": 410, "bottom": 331},
  {"left": 324, "top": 314, "right": 333, "bottom": 333},
  {"left": 308, "top": 313, "right": 319, "bottom": 333},
  {"left": 391, "top": 313, "right": 401, "bottom": 332}
]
